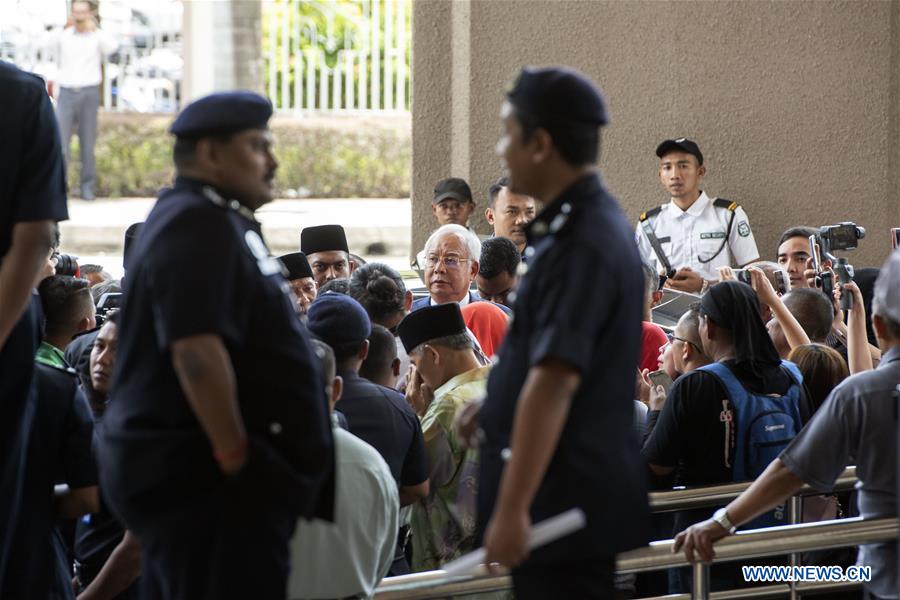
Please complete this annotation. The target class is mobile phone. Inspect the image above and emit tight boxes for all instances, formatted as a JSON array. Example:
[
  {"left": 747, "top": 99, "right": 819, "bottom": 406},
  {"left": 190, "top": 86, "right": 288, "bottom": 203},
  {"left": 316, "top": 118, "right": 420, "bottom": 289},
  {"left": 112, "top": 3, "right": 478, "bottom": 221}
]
[
  {"left": 648, "top": 369, "right": 673, "bottom": 394},
  {"left": 892, "top": 228, "right": 900, "bottom": 250}
]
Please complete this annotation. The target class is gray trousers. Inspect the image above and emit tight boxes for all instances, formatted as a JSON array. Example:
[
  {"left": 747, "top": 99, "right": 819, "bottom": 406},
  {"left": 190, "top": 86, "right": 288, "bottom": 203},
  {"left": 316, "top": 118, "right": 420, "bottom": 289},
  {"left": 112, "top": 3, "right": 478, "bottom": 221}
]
[{"left": 56, "top": 85, "right": 100, "bottom": 198}]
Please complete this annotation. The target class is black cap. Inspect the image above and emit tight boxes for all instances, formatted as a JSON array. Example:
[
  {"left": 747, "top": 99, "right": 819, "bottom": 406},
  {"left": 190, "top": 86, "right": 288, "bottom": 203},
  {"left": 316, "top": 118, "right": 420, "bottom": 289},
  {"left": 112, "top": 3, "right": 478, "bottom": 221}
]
[
  {"left": 434, "top": 178, "right": 473, "bottom": 204},
  {"left": 656, "top": 138, "right": 703, "bottom": 165},
  {"left": 278, "top": 252, "right": 313, "bottom": 280},
  {"left": 169, "top": 91, "right": 273, "bottom": 139},
  {"left": 307, "top": 292, "right": 371, "bottom": 344},
  {"left": 301, "top": 224, "right": 349, "bottom": 255},
  {"left": 397, "top": 303, "right": 467, "bottom": 354},
  {"left": 507, "top": 66, "right": 608, "bottom": 127}
]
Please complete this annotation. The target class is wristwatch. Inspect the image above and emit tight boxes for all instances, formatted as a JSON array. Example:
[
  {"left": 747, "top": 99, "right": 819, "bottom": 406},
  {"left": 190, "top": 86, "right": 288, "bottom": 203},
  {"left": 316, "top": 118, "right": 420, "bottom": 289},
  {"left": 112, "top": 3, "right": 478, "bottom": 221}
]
[{"left": 712, "top": 507, "right": 736, "bottom": 534}]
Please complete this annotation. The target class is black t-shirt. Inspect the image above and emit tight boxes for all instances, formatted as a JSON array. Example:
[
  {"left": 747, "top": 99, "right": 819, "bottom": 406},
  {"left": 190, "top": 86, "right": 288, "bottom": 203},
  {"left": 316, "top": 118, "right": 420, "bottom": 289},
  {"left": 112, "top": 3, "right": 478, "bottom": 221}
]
[
  {"left": 479, "top": 173, "right": 651, "bottom": 563},
  {"left": 7, "top": 363, "right": 96, "bottom": 600},
  {"left": 100, "top": 177, "right": 334, "bottom": 528},
  {"left": 336, "top": 370, "right": 428, "bottom": 487},
  {"left": 642, "top": 360, "right": 808, "bottom": 533}
]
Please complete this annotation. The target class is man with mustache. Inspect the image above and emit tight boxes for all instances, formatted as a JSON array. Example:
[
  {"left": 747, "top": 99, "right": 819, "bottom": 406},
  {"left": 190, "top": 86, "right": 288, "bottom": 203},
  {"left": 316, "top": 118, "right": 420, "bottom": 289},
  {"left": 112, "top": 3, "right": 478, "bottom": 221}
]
[
  {"left": 99, "top": 92, "right": 334, "bottom": 599},
  {"left": 485, "top": 176, "right": 536, "bottom": 256}
]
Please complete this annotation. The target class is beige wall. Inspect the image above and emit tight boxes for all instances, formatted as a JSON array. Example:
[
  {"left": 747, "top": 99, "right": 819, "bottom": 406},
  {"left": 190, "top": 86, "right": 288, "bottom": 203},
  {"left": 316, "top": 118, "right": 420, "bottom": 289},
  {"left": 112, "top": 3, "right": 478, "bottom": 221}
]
[{"left": 411, "top": 0, "right": 900, "bottom": 269}]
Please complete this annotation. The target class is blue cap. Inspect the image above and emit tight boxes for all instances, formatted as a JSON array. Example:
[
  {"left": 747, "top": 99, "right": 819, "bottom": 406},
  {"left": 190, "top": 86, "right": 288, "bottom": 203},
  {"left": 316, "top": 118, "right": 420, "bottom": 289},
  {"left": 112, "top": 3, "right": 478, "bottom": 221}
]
[
  {"left": 169, "top": 91, "right": 273, "bottom": 139},
  {"left": 307, "top": 292, "right": 372, "bottom": 344},
  {"left": 506, "top": 66, "right": 608, "bottom": 127}
]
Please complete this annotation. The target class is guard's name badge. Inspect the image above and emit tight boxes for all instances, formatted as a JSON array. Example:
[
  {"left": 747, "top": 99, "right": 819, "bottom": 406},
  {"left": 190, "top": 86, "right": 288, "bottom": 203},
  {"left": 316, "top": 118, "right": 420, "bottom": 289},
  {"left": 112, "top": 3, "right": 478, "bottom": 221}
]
[
  {"left": 700, "top": 232, "right": 726, "bottom": 240},
  {"left": 244, "top": 231, "right": 282, "bottom": 276},
  {"left": 737, "top": 221, "right": 751, "bottom": 238}
]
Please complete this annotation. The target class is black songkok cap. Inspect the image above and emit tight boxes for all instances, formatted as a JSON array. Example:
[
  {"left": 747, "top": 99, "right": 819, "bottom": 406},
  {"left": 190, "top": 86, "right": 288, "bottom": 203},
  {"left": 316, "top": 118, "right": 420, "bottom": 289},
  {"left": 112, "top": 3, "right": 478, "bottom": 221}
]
[
  {"left": 656, "top": 138, "right": 704, "bottom": 165},
  {"left": 434, "top": 178, "right": 473, "bottom": 204},
  {"left": 398, "top": 303, "right": 467, "bottom": 354},
  {"left": 169, "top": 91, "right": 273, "bottom": 139},
  {"left": 301, "top": 224, "right": 350, "bottom": 255},
  {"left": 278, "top": 252, "right": 313, "bottom": 280},
  {"left": 506, "top": 66, "right": 608, "bottom": 128}
]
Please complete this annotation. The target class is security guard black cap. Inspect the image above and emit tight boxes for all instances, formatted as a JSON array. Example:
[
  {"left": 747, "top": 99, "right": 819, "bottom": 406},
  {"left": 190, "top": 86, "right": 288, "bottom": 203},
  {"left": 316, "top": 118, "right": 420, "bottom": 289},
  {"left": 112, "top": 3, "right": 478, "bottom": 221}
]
[
  {"left": 307, "top": 292, "right": 372, "bottom": 344},
  {"left": 301, "top": 224, "right": 350, "bottom": 255},
  {"left": 278, "top": 251, "right": 313, "bottom": 280},
  {"left": 507, "top": 66, "right": 609, "bottom": 128},
  {"left": 397, "top": 303, "right": 467, "bottom": 354},
  {"left": 656, "top": 138, "right": 703, "bottom": 165},
  {"left": 169, "top": 91, "right": 273, "bottom": 139},
  {"left": 434, "top": 178, "right": 473, "bottom": 204}
]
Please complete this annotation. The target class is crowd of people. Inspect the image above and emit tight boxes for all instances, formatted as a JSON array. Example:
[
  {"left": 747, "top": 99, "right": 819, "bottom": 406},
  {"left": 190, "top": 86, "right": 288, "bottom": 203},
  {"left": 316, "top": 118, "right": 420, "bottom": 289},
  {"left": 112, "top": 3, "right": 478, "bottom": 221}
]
[{"left": 2, "top": 50, "right": 899, "bottom": 600}]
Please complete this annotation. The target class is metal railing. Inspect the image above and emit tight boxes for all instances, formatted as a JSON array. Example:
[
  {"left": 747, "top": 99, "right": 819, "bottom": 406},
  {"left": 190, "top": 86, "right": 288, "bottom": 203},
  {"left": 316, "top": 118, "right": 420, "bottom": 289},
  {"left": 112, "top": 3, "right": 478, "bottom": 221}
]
[
  {"left": 376, "top": 467, "right": 865, "bottom": 599},
  {"left": 376, "top": 517, "right": 895, "bottom": 600},
  {"left": 263, "top": 0, "right": 410, "bottom": 114}
]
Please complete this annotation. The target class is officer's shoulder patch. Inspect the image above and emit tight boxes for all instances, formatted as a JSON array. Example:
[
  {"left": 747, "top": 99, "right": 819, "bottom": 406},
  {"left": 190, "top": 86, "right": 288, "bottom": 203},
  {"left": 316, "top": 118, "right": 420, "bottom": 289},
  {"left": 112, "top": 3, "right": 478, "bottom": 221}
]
[
  {"left": 737, "top": 221, "right": 751, "bottom": 237},
  {"left": 640, "top": 206, "right": 663, "bottom": 221},
  {"left": 713, "top": 198, "right": 739, "bottom": 211}
]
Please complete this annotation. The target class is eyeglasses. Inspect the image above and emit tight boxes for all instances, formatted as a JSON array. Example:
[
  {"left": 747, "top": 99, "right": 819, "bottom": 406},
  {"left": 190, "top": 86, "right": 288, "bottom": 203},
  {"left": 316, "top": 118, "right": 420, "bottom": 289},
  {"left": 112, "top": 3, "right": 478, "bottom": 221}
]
[
  {"left": 671, "top": 335, "right": 701, "bottom": 353},
  {"left": 424, "top": 255, "right": 470, "bottom": 269}
]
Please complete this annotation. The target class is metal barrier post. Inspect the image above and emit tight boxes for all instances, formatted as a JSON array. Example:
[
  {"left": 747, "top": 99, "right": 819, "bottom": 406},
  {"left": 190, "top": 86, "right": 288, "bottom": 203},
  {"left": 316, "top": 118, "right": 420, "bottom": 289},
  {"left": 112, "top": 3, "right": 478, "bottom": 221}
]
[
  {"left": 691, "top": 561, "right": 710, "bottom": 600},
  {"left": 788, "top": 495, "right": 802, "bottom": 600}
]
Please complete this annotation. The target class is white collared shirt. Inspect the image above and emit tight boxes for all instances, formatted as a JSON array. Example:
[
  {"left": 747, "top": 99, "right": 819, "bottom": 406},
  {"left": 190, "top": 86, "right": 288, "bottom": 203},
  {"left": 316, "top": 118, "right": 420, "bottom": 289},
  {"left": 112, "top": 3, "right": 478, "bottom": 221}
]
[
  {"left": 54, "top": 27, "right": 118, "bottom": 88},
  {"left": 289, "top": 424, "right": 398, "bottom": 599},
  {"left": 635, "top": 191, "right": 760, "bottom": 280},
  {"left": 429, "top": 292, "right": 471, "bottom": 307}
]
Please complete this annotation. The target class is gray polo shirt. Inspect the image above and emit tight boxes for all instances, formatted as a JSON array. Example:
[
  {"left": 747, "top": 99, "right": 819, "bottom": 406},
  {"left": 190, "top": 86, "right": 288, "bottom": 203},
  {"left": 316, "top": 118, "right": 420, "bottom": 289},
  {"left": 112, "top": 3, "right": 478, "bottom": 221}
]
[{"left": 780, "top": 345, "right": 900, "bottom": 599}]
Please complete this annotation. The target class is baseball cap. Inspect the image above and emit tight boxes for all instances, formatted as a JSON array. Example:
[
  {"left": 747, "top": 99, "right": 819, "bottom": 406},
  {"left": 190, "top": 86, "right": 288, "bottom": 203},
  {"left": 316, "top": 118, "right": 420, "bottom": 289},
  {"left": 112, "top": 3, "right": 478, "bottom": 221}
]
[
  {"left": 434, "top": 178, "right": 474, "bottom": 204},
  {"left": 656, "top": 138, "right": 703, "bottom": 165}
]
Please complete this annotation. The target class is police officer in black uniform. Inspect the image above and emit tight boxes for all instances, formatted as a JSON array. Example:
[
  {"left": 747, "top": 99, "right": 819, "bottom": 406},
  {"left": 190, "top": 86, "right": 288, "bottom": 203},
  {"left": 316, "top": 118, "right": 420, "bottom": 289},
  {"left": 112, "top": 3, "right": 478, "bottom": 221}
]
[
  {"left": 99, "top": 92, "right": 334, "bottom": 600},
  {"left": 478, "top": 67, "right": 650, "bottom": 598},
  {"left": 0, "top": 61, "right": 69, "bottom": 596}
]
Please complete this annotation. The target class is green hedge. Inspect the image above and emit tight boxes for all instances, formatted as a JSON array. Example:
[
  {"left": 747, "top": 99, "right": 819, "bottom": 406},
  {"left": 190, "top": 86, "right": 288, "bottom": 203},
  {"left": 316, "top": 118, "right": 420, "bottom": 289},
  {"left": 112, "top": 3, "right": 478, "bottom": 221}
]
[{"left": 66, "top": 113, "right": 411, "bottom": 198}]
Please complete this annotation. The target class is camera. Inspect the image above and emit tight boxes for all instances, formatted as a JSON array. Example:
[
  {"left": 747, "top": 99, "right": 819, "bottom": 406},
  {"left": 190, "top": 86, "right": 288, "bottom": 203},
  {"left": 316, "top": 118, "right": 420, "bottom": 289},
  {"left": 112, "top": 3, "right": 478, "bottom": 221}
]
[
  {"left": 55, "top": 253, "right": 79, "bottom": 277},
  {"left": 95, "top": 292, "right": 122, "bottom": 327},
  {"left": 819, "top": 222, "right": 866, "bottom": 254},
  {"left": 810, "top": 222, "right": 865, "bottom": 311},
  {"left": 732, "top": 268, "right": 790, "bottom": 295}
]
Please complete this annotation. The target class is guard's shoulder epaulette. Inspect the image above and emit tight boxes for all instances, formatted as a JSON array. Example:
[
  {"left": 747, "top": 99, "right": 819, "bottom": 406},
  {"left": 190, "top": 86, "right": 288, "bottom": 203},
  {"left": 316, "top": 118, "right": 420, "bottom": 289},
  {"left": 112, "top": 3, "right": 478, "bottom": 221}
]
[
  {"left": 639, "top": 206, "right": 663, "bottom": 222},
  {"left": 713, "top": 198, "right": 739, "bottom": 211}
]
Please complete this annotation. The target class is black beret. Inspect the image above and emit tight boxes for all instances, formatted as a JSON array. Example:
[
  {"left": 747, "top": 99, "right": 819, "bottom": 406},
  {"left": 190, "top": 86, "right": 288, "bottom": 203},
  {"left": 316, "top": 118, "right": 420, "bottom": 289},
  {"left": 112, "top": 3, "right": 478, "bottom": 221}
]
[
  {"left": 307, "top": 292, "right": 371, "bottom": 344},
  {"left": 507, "top": 66, "right": 608, "bottom": 128},
  {"left": 656, "top": 138, "right": 703, "bottom": 165},
  {"left": 278, "top": 252, "right": 313, "bottom": 280},
  {"left": 301, "top": 224, "right": 349, "bottom": 255},
  {"left": 398, "top": 303, "right": 467, "bottom": 354},
  {"left": 169, "top": 91, "right": 273, "bottom": 139}
]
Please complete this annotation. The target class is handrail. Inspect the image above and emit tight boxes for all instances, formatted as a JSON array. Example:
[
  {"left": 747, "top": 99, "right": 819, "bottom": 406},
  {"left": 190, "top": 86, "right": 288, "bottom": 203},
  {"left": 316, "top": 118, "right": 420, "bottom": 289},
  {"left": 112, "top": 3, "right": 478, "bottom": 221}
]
[
  {"left": 648, "top": 466, "right": 857, "bottom": 513},
  {"left": 375, "top": 517, "right": 896, "bottom": 599}
]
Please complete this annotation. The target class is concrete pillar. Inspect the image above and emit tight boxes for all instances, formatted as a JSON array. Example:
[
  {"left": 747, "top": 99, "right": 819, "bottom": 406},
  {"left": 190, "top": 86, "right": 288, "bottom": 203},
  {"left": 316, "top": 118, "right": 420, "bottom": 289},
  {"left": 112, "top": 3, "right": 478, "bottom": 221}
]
[
  {"left": 182, "top": 0, "right": 263, "bottom": 103},
  {"left": 411, "top": 0, "right": 900, "bottom": 268}
]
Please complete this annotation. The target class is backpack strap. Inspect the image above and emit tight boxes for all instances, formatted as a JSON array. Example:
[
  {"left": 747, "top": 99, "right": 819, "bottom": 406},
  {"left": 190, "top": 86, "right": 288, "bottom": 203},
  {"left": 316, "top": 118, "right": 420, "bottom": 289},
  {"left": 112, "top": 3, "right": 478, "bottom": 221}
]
[
  {"left": 696, "top": 362, "right": 746, "bottom": 403},
  {"left": 639, "top": 206, "right": 675, "bottom": 278}
]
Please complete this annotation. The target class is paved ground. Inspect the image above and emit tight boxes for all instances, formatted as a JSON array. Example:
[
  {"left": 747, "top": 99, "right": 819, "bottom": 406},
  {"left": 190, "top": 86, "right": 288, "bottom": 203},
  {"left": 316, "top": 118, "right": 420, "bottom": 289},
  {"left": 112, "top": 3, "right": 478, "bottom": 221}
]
[{"left": 60, "top": 197, "right": 414, "bottom": 280}]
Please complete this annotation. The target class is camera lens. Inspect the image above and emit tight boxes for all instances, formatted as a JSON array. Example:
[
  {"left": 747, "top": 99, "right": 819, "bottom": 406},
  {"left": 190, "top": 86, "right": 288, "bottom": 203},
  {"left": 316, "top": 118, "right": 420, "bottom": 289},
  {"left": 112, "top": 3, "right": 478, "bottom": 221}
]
[{"left": 55, "top": 254, "right": 79, "bottom": 277}]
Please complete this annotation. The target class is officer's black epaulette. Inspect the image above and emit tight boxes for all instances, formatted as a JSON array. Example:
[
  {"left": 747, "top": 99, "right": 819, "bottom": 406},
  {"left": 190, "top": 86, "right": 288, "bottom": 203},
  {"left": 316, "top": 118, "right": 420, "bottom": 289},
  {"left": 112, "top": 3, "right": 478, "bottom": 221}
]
[
  {"left": 713, "top": 198, "right": 739, "bottom": 212},
  {"left": 639, "top": 206, "right": 662, "bottom": 222}
]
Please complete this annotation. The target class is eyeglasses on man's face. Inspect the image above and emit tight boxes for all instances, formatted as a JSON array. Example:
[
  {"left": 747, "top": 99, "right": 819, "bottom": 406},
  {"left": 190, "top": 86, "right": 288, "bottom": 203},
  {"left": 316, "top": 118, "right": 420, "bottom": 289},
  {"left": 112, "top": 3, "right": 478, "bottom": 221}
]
[{"left": 425, "top": 254, "right": 470, "bottom": 270}]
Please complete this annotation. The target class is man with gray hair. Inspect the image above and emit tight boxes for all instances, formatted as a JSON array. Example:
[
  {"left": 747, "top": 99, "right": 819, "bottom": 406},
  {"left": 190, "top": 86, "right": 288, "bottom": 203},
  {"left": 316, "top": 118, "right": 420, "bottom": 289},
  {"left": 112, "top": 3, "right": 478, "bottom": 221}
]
[
  {"left": 674, "top": 249, "right": 900, "bottom": 599},
  {"left": 412, "top": 224, "right": 509, "bottom": 314}
]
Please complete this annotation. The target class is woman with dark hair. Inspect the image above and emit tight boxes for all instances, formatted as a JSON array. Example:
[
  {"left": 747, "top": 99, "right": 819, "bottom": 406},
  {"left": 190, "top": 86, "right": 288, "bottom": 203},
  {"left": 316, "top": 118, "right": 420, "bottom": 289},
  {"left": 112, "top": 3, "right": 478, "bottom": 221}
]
[
  {"left": 787, "top": 343, "right": 849, "bottom": 416},
  {"left": 348, "top": 262, "right": 411, "bottom": 332}
]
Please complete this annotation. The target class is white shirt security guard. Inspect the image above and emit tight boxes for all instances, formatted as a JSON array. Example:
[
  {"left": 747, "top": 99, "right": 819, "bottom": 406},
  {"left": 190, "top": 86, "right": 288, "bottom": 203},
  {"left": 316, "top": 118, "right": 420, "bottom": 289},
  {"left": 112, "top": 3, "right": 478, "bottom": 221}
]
[{"left": 636, "top": 138, "right": 759, "bottom": 293}]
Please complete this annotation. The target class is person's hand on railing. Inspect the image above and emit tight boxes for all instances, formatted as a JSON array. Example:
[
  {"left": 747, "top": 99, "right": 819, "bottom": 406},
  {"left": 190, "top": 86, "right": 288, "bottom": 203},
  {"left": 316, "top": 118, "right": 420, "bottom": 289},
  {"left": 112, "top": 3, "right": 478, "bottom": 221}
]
[{"left": 672, "top": 517, "right": 730, "bottom": 563}]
